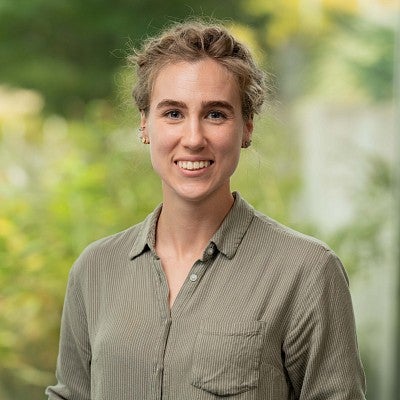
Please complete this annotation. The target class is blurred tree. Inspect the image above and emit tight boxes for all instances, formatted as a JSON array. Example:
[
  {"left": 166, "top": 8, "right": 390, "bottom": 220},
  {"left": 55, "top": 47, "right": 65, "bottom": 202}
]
[
  {"left": 0, "top": 0, "right": 250, "bottom": 116},
  {"left": 0, "top": 0, "right": 368, "bottom": 115},
  {"left": 332, "top": 14, "right": 395, "bottom": 101}
]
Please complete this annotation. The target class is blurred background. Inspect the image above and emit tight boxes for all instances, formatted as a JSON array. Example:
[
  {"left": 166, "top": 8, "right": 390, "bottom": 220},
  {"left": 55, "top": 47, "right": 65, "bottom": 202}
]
[{"left": 0, "top": 0, "right": 398, "bottom": 398}]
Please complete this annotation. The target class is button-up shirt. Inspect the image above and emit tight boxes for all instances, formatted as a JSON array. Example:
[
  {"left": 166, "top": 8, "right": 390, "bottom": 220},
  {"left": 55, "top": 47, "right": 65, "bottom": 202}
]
[{"left": 46, "top": 193, "right": 366, "bottom": 399}]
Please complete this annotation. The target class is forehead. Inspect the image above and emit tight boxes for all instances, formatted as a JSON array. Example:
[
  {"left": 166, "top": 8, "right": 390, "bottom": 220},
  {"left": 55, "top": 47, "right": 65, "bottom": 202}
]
[{"left": 150, "top": 59, "right": 241, "bottom": 108}]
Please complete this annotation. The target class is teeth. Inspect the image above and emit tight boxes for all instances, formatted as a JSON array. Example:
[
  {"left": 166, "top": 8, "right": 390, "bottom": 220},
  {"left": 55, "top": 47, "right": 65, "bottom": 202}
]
[{"left": 177, "top": 161, "right": 211, "bottom": 170}]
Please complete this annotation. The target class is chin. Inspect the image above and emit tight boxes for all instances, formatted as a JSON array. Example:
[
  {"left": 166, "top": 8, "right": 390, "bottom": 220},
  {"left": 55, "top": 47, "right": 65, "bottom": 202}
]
[{"left": 176, "top": 185, "right": 230, "bottom": 204}]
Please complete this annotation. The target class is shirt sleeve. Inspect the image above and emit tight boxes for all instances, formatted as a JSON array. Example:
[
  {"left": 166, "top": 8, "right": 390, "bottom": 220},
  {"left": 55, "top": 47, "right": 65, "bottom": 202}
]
[
  {"left": 283, "top": 250, "right": 367, "bottom": 399},
  {"left": 45, "top": 265, "right": 91, "bottom": 400}
]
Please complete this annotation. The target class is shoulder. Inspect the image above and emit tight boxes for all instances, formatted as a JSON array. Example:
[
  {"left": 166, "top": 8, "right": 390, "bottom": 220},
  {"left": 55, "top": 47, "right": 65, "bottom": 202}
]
[
  {"left": 69, "top": 219, "right": 147, "bottom": 281},
  {"left": 251, "top": 208, "right": 330, "bottom": 253},
  {"left": 249, "top": 208, "right": 348, "bottom": 283},
  {"left": 85, "top": 222, "right": 144, "bottom": 257}
]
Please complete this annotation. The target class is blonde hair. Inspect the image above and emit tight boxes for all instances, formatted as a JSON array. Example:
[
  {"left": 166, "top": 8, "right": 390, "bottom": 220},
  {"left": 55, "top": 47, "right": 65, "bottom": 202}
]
[{"left": 129, "top": 20, "right": 267, "bottom": 119}]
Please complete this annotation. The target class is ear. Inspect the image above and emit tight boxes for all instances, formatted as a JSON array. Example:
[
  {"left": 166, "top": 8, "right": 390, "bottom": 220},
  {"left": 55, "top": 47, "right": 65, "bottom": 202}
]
[
  {"left": 140, "top": 110, "right": 147, "bottom": 127},
  {"left": 242, "top": 116, "right": 254, "bottom": 142}
]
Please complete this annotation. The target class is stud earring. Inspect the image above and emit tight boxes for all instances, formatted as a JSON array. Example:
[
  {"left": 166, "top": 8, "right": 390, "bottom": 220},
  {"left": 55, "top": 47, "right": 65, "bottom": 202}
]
[
  {"left": 141, "top": 136, "right": 150, "bottom": 144},
  {"left": 241, "top": 140, "right": 252, "bottom": 148},
  {"left": 138, "top": 127, "right": 149, "bottom": 144}
]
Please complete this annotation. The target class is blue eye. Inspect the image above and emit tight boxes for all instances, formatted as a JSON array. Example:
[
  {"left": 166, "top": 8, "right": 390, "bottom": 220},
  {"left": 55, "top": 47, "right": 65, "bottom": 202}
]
[
  {"left": 166, "top": 110, "right": 182, "bottom": 119},
  {"left": 208, "top": 111, "right": 226, "bottom": 119}
]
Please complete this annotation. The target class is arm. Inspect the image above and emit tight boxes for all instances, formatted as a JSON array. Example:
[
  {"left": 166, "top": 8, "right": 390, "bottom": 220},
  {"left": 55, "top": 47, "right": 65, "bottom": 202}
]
[
  {"left": 283, "top": 251, "right": 366, "bottom": 399},
  {"left": 46, "top": 266, "right": 91, "bottom": 400}
]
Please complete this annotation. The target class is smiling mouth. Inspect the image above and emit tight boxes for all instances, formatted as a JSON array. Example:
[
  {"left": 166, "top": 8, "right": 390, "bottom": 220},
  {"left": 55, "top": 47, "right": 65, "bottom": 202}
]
[{"left": 176, "top": 161, "right": 213, "bottom": 170}]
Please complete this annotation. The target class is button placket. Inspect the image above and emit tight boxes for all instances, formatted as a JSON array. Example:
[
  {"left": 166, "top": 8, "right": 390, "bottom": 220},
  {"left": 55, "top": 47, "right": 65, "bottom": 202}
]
[
  {"left": 170, "top": 260, "right": 205, "bottom": 317},
  {"left": 150, "top": 255, "right": 173, "bottom": 399}
]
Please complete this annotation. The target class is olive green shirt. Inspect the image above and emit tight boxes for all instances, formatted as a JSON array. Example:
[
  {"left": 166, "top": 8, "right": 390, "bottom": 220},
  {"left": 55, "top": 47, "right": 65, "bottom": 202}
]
[{"left": 46, "top": 193, "right": 366, "bottom": 399}]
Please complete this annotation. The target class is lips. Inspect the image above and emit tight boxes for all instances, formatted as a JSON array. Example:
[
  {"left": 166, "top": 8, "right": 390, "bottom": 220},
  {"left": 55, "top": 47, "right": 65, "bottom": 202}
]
[{"left": 176, "top": 160, "right": 212, "bottom": 170}]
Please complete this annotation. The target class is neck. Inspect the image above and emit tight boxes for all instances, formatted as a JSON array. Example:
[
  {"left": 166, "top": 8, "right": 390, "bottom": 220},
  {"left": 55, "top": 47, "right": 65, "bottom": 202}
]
[{"left": 156, "top": 189, "right": 234, "bottom": 258}]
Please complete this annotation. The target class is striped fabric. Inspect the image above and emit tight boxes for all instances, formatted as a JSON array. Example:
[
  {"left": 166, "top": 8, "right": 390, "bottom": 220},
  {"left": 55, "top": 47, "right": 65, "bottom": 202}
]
[{"left": 46, "top": 192, "right": 366, "bottom": 399}]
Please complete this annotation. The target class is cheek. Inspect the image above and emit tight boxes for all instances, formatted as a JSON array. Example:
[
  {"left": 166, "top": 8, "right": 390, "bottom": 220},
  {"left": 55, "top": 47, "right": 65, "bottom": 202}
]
[
  {"left": 148, "top": 134, "right": 174, "bottom": 174},
  {"left": 148, "top": 120, "right": 179, "bottom": 147},
  {"left": 220, "top": 132, "right": 242, "bottom": 156},
  {"left": 220, "top": 139, "right": 242, "bottom": 173},
  {"left": 149, "top": 144, "right": 164, "bottom": 172}
]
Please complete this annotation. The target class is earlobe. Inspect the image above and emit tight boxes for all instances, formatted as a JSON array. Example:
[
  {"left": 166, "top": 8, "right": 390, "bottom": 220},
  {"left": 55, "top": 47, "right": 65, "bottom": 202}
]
[
  {"left": 139, "top": 110, "right": 150, "bottom": 144},
  {"left": 140, "top": 110, "right": 147, "bottom": 127},
  {"left": 242, "top": 117, "right": 254, "bottom": 146}
]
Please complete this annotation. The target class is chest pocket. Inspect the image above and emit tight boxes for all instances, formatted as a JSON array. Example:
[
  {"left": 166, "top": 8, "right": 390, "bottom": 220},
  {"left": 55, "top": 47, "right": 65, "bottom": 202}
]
[{"left": 190, "top": 320, "right": 263, "bottom": 396}]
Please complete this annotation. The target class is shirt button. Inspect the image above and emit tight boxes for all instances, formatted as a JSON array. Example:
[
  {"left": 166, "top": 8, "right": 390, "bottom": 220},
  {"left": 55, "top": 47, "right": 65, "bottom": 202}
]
[
  {"left": 189, "top": 273, "right": 198, "bottom": 282},
  {"left": 206, "top": 246, "right": 215, "bottom": 256}
]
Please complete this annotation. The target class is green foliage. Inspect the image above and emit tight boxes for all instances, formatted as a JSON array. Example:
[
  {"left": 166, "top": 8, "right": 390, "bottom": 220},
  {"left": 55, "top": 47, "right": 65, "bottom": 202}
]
[
  {"left": 322, "top": 13, "right": 395, "bottom": 101},
  {"left": 232, "top": 115, "right": 301, "bottom": 224},
  {"left": 325, "top": 156, "right": 394, "bottom": 275},
  {"left": 0, "top": 0, "right": 247, "bottom": 116}
]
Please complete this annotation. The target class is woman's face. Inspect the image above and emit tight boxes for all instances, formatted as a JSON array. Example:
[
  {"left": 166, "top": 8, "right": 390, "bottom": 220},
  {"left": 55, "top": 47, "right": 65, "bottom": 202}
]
[{"left": 141, "top": 58, "right": 253, "bottom": 204}]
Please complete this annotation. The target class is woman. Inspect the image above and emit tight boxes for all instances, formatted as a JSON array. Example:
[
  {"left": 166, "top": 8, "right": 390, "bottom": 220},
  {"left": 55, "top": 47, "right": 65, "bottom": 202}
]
[{"left": 46, "top": 20, "right": 366, "bottom": 399}]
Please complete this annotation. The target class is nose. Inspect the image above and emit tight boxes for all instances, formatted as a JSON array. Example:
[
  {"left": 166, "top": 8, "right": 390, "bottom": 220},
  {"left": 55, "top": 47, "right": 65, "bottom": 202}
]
[{"left": 180, "top": 118, "right": 206, "bottom": 150}]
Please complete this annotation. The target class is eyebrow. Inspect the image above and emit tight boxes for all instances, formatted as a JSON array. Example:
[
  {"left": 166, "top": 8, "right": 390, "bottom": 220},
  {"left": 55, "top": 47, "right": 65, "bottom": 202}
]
[
  {"left": 155, "top": 99, "right": 235, "bottom": 113},
  {"left": 156, "top": 99, "right": 187, "bottom": 110},
  {"left": 204, "top": 101, "right": 235, "bottom": 114}
]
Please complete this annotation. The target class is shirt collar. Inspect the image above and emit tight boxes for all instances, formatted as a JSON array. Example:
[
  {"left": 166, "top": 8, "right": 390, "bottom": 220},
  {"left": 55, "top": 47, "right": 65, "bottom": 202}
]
[
  {"left": 210, "top": 192, "right": 255, "bottom": 259},
  {"left": 129, "top": 203, "right": 162, "bottom": 260},
  {"left": 129, "top": 192, "right": 254, "bottom": 260}
]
